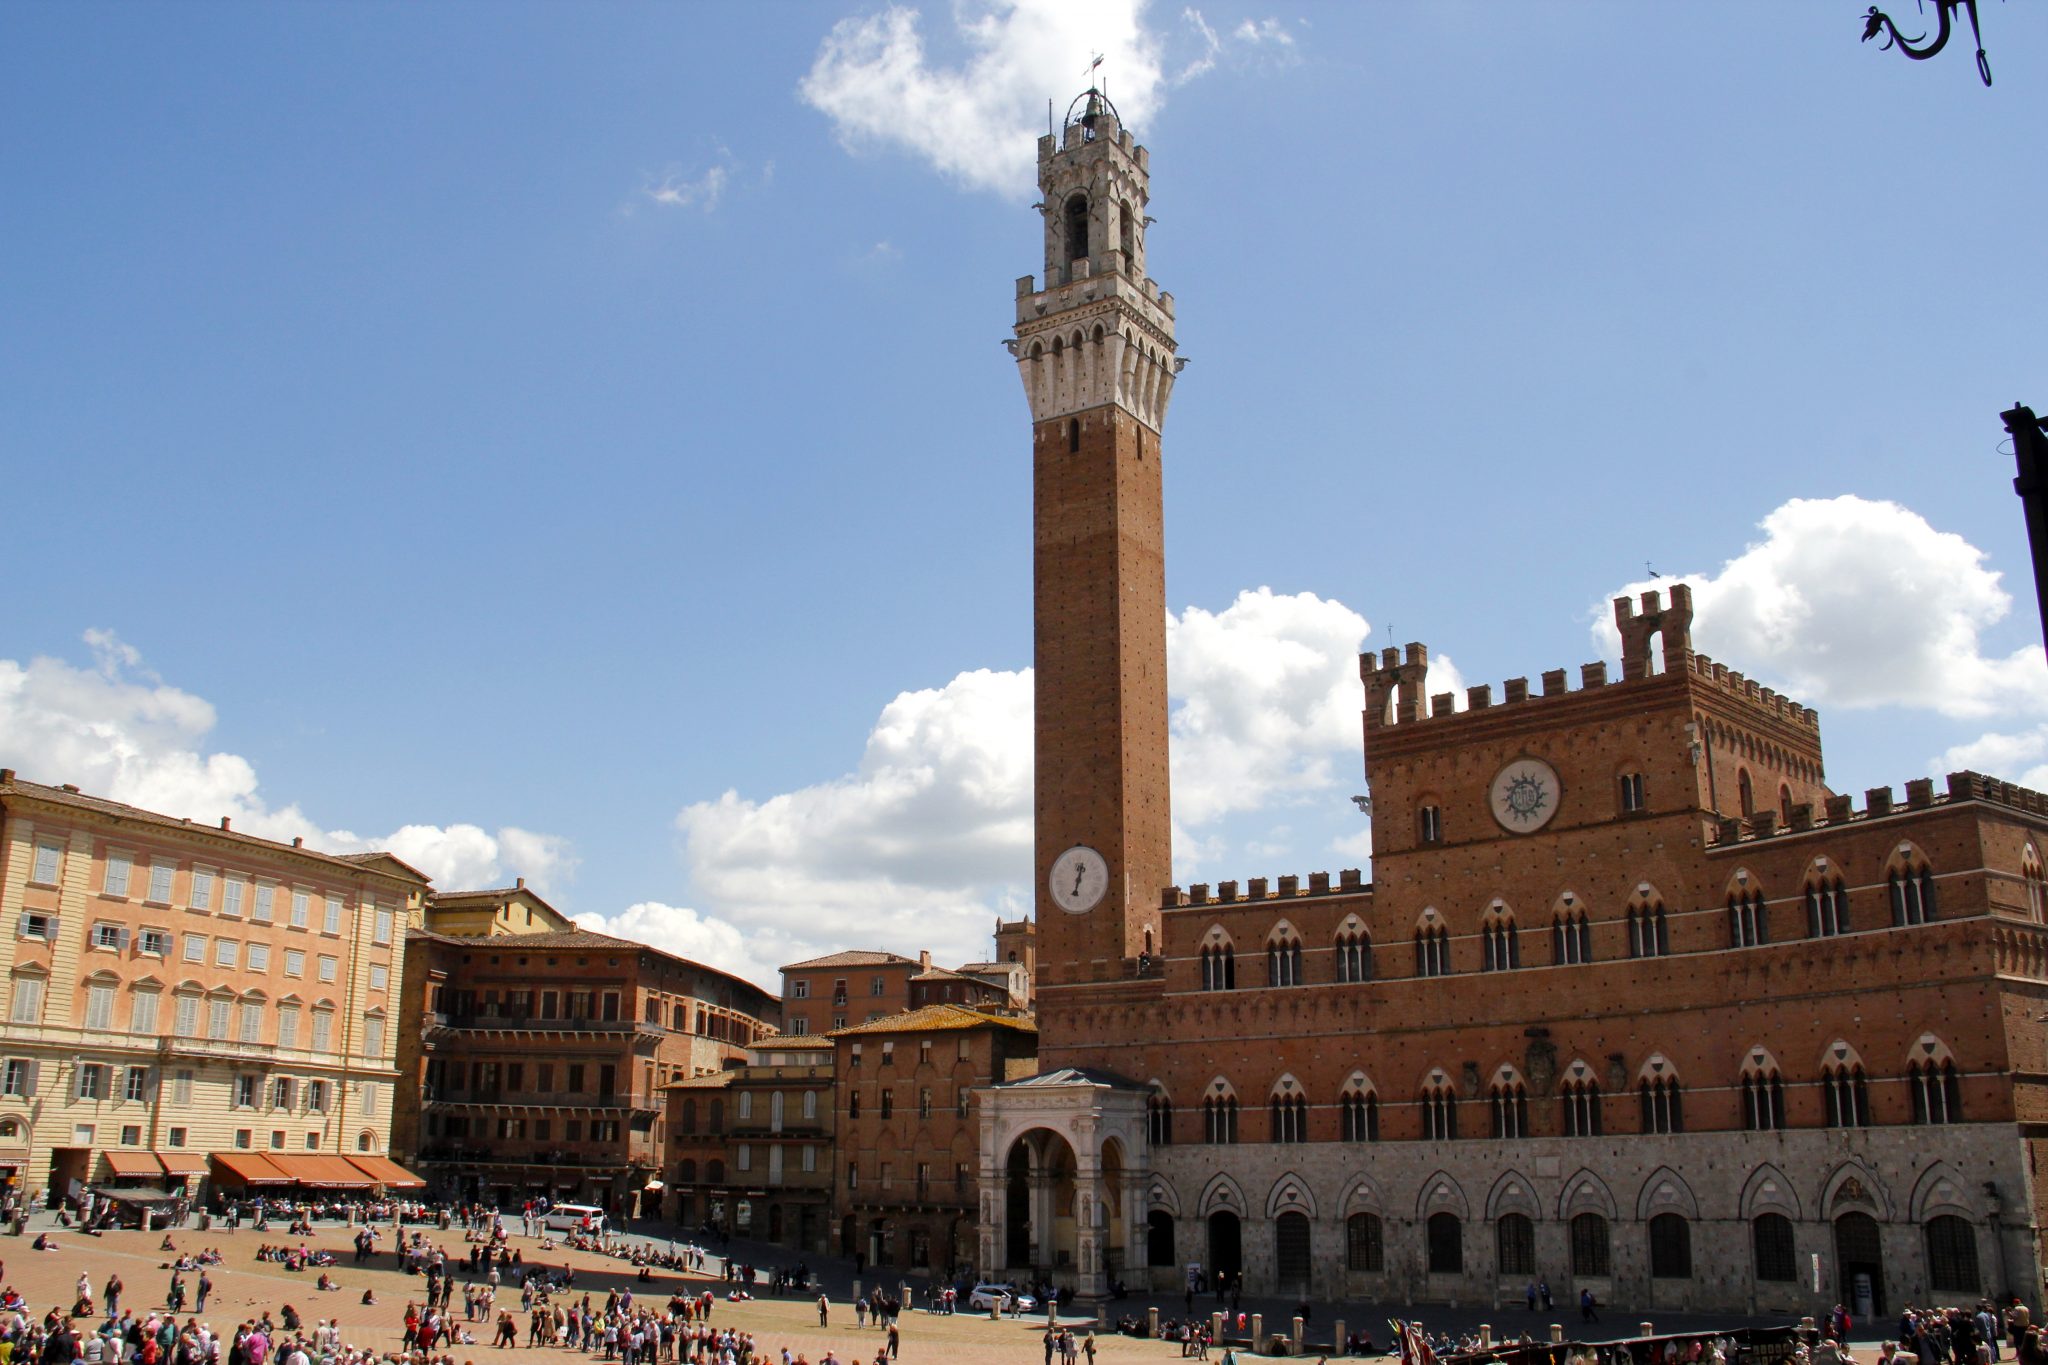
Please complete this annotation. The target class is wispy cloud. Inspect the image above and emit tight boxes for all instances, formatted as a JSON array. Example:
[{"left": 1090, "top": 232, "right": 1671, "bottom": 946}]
[{"left": 644, "top": 161, "right": 732, "bottom": 212}]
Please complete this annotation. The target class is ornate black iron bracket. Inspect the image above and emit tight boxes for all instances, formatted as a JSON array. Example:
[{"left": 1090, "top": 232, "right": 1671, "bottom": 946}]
[{"left": 1861, "top": 0, "right": 1993, "bottom": 86}]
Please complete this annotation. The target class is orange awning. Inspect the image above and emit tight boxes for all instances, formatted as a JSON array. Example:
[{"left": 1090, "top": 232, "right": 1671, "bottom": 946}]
[
  {"left": 155, "top": 1151, "right": 210, "bottom": 1177},
  {"left": 211, "top": 1151, "right": 294, "bottom": 1185},
  {"left": 345, "top": 1155, "right": 426, "bottom": 1189},
  {"left": 100, "top": 1151, "right": 160, "bottom": 1177},
  {"left": 266, "top": 1154, "right": 377, "bottom": 1187}
]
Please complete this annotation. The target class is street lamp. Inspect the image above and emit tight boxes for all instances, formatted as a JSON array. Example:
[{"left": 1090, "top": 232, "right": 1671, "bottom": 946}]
[
  {"left": 1861, "top": 1, "right": 1994, "bottom": 86},
  {"left": 2004, "top": 404, "right": 2048, "bottom": 651}
]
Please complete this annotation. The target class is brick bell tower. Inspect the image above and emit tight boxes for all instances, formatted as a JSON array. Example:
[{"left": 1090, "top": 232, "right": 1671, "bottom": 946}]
[{"left": 1010, "top": 89, "right": 1183, "bottom": 1001}]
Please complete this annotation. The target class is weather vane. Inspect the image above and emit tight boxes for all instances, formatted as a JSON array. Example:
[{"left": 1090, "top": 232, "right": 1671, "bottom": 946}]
[{"left": 1861, "top": 0, "right": 1994, "bottom": 86}]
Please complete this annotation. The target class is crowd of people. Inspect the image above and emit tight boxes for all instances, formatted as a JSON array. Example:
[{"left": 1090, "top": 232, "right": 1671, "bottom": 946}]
[{"left": 19, "top": 1189, "right": 2048, "bottom": 1365}]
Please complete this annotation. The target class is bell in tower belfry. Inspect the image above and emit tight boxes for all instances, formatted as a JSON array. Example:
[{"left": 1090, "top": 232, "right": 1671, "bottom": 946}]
[{"left": 1011, "top": 87, "right": 1182, "bottom": 1015}]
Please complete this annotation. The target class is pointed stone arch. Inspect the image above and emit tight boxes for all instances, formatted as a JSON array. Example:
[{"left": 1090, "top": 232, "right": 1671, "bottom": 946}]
[
  {"left": 1557, "top": 1168, "right": 1618, "bottom": 1222},
  {"left": 1819, "top": 1038, "right": 1867, "bottom": 1072},
  {"left": 1198, "top": 1171, "right": 1246, "bottom": 1218},
  {"left": 1484, "top": 1170, "right": 1540, "bottom": 1221},
  {"left": 1148, "top": 1176, "right": 1182, "bottom": 1217},
  {"left": 1341, "top": 1173, "right": 1387, "bottom": 1217},
  {"left": 1266, "top": 1172, "right": 1318, "bottom": 1219},
  {"left": 1414, "top": 1170, "right": 1470, "bottom": 1221},
  {"left": 1266, "top": 919, "right": 1301, "bottom": 946},
  {"left": 1635, "top": 1165, "right": 1701, "bottom": 1221},
  {"left": 1724, "top": 866, "right": 1763, "bottom": 898},
  {"left": 1738, "top": 1162, "right": 1803, "bottom": 1221},
  {"left": 1200, "top": 923, "right": 1235, "bottom": 950},
  {"left": 1909, "top": 1161, "right": 1977, "bottom": 1223},
  {"left": 1820, "top": 1159, "right": 1893, "bottom": 1219},
  {"left": 1908, "top": 1032, "right": 1957, "bottom": 1067}
]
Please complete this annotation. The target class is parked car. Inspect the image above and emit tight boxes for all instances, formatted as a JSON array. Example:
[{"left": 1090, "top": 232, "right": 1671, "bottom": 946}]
[{"left": 967, "top": 1283, "right": 1036, "bottom": 1313}]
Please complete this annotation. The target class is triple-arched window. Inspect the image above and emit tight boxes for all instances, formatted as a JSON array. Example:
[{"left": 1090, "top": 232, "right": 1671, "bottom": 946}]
[
  {"left": 1560, "top": 1075, "right": 1602, "bottom": 1137},
  {"left": 1807, "top": 867, "right": 1850, "bottom": 937},
  {"left": 1267, "top": 928, "right": 1303, "bottom": 987},
  {"left": 1740, "top": 1050, "right": 1787, "bottom": 1131},
  {"left": 1270, "top": 1083, "right": 1308, "bottom": 1144},
  {"left": 1335, "top": 924, "right": 1373, "bottom": 983},
  {"left": 1728, "top": 872, "right": 1769, "bottom": 947},
  {"left": 1419, "top": 1074, "right": 1458, "bottom": 1141},
  {"left": 1626, "top": 886, "right": 1669, "bottom": 958},
  {"left": 1481, "top": 906, "right": 1521, "bottom": 972},
  {"left": 1822, "top": 1048, "right": 1870, "bottom": 1127},
  {"left": 1908, "top": 1041, "right": 1962, "bottom": 1125},
  {"left": 1200, "top": 938, "right": 1236, "bottom": 992},
  {"left": 1202, "top": 1086, "right": 1239, "bottom": 1144},
  {"left": 1414, "top": 919, "right": 1450, "bottom": 977},
  {"left": 1339, "top": 1075, "right": 1380, "bottom": 1142},
  {"left": 1489, "top": 1077, "right": 1529, "bottom": 1139},
  {"left": 1887, "top": 847, "right": 1938, "bottom": 926}
]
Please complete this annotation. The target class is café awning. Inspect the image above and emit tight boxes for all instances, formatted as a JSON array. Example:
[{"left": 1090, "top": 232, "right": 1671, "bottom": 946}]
[
  {"left": 266, "top": 1154, "right": 378, "bottom": 1188},
  {"left": 155, "top": 1151, "right": 211, "bottom": 1178},
  {"left": 100, "top": 1151, "right": 161, "bottom": 1177},
  {"left": 344, "top": 1155, "right": 425, "bottom": 1189},
  {"left": 211, "top": 1151, "right": 294, "bottom": 1186}
]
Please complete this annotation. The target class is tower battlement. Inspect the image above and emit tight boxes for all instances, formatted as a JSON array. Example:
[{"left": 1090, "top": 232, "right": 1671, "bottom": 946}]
[
  {"left": 1160, "top": 867, "right": 1369, "bottom": 909},
  {"left": 1707, "top": 769, "right": 2048, "bottom": 846},
  {"left": 1363, "top": 585, "right": 1819, "bottom": 736}
]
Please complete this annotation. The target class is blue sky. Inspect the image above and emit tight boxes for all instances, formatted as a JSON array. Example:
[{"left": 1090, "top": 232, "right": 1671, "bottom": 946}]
[{"left": 5, "top": 3, "right": 2046, "bottom": 987}]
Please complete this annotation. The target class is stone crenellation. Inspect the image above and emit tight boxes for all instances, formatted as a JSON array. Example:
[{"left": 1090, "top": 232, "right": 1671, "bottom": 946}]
[
  {"left": 1162, "top": 868, "right": 1370, "bottom": 909},
  {"left": 1708, "top": 769, "right": 2048, "bottom": 846},
  {"left": 1364, "top": 586, "right": 1819, "bottom": 734}
]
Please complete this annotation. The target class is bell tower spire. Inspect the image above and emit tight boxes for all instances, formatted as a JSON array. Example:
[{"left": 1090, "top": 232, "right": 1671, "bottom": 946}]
[{"left": 1011, "top": 89, "right": 1181, "bottom": 1024}]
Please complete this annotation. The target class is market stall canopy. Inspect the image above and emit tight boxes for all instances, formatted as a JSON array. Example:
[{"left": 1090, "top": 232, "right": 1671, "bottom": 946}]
[
  {"left": 100, "top": 1151, "right": 161, "bottom": 1178},
  {"left": 155, "top": 1151, "right": 210, "bottom": 1178}
]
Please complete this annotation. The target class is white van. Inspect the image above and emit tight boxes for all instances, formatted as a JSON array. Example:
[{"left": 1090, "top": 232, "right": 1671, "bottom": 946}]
[{"left": 542, "top": 1203, "right": 607, "bottom": 1235}]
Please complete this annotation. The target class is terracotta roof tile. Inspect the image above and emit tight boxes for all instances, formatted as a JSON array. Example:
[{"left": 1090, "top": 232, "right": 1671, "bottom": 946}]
[
  {"left": 827, "top": 1004, "right": 1036, "bottom": 1038},
  {"left": 781, "top": 949, "right": 920, "bottom": 971}
]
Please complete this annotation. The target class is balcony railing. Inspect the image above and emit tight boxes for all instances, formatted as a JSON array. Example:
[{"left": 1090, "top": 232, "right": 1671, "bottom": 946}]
[
  {"left": 415, "top": 1145, "right": 649, "bottom": 1171},
  {"left": 429, "top": 1012, "right": 659, "bottom": 1036},
  {"left": 421, "top": 1090, "right": 658, "bottom": 1114}
]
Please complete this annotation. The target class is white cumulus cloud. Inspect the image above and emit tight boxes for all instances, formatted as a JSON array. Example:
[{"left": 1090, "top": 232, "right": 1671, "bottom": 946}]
[
  {"left": 1935, "top": 727, "right": 2048, "bottom": 793},
  {"left": 664, "top": 587, "right": 1408, "bottom": 968},
  {"left": 0, "top": 632, "right": 576, "bottom": 895},
  {"left": 799, "top": 0, "right": 1169, "bottom": 197},
  {"left": 800, "top": 4, "right": 1303, "bottom": 196},
  {"left": 1594, "top": 495, "right": 2047, "bottom": 720}
]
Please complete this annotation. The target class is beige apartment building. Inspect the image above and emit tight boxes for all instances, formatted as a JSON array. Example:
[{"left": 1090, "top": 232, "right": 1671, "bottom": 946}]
[{"left": 0, "top": 772, "right": 428, "bottom": 1205}]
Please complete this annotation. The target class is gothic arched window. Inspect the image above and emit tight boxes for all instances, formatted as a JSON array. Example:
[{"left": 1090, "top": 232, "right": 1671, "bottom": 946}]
[{"left": 1064, "top": 194, "right": 1089, "bottom": 265}]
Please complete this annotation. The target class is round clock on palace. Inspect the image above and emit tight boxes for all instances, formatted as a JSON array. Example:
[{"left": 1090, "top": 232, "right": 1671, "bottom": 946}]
[
  {"left": 1048, "top": 845, "right": 1109, "bottom": 913},
  {"left": 1489, "top": 757, "right": 1561, "bottom": 833}
]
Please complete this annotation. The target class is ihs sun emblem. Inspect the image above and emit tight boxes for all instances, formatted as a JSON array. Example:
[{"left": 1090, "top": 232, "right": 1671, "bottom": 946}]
[{"left": 1502, "top": 772, "right": 1549, "bottom": 824}]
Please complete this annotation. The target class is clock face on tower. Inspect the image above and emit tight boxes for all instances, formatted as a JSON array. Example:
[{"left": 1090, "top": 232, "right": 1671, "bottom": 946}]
[
  {"left": 1048, "top": 845, "right": 1110, "bottom": 913},
  {"left": 1489, "top": 758, "right": 1561, "bottom": 833}
]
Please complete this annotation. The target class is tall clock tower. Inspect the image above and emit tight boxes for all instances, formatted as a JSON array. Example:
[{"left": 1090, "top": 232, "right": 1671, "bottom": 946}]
[{"left": 1011, "top": 90, "right": 1181, "bottom": 1000}]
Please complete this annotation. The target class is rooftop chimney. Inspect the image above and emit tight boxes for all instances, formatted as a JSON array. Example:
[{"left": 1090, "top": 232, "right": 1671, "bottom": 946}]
[
  {"left": 516, "top": 877, "right": 525, "bottom": 890},
  {"left": 220, "top": 817, "right": 232, "bottom": 831},
  {"left": 919, "top": 950, "right": 931, "bottom": 970},
  {"left": 292, "top": 836, "right": 304, "bottom": 847}
]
